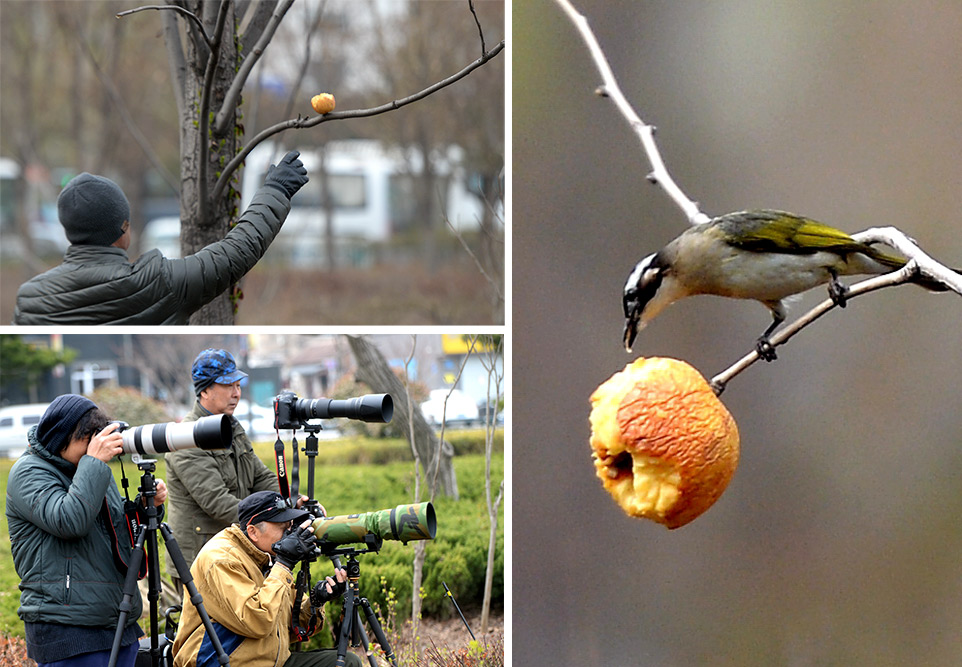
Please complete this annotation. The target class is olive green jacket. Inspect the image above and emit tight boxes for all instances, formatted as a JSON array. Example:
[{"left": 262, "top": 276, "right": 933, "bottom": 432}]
[{"left": 164, "top": 401, "right": 277, "bottom": 577}]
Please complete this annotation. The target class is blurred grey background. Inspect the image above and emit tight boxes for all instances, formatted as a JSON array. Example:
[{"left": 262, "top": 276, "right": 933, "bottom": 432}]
[{"left": 513, "top": 1, "right": 962, "bottom": 664}]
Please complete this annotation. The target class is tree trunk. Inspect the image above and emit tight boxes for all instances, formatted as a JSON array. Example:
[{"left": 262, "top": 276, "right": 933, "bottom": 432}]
[
  {"left": 346, "top": 335, "right": 459, "bottom": 499},
  {"left": 179, "top": 1, "right": 242, "bottom": 325}
]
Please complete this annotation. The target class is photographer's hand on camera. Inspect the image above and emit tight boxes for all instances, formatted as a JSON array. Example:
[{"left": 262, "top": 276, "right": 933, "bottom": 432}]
[
  {"left": 87, "top": 422, "right": 124, "bottom": 463},
  {"left": 271, "top": 520, "right": 317, "bottom": 570},
  {"left": 309, "top": 567, "right": 348, "bottom": 606}
]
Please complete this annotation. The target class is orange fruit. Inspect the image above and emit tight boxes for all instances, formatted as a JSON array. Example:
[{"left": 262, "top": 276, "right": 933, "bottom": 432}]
[
  {"left": 311, "top": 93, "right": 336, "bottom": 114},
  {"left": 589, "top": 357, "right": 739, "bottom": 529}
]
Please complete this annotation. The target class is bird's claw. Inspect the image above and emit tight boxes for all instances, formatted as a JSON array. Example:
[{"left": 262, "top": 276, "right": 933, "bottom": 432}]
[
  {"left": 755, "top": 337, "right": 777, "bottom": 362},
  {"left": 828, "top": 274, "right": 849, "bottom": 308}
]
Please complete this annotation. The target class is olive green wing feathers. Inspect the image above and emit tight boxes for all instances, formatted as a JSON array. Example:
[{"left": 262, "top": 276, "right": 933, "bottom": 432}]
[{"left": 720, "top": 210, "right": 905, "bottom": 269}]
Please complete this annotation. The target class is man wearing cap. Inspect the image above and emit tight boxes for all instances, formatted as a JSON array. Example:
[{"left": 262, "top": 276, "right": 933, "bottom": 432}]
[
  {"left": 164, "top": 349, "right": 281, "bottom": 594},
  {"left": 13, "top": 150, "right": 308, "bottom": 325},
  {"left": 173, "top": 490, "right": 358, "bottom": 666},
  {"left": 5, "top": 394, "right": 168, "bottom": 666}
]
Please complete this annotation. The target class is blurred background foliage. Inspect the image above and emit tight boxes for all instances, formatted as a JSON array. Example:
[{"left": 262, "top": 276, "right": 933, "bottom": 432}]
[{"left": 514, "top": 1, "right": 962, "bottom": 664}]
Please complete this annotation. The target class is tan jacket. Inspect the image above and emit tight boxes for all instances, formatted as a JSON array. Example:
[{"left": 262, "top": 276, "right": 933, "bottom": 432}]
[{"left": 172, "top": 525, "right": 321, "bottom": 667}]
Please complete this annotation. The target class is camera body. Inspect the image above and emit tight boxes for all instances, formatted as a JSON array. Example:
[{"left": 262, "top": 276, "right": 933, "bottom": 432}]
[{"left": 273, "top": 390, "right": 394, "bottom": 430}]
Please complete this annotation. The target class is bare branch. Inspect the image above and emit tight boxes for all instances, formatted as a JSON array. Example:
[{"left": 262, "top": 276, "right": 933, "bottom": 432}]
[
  {"left": 552, "top": 0, "right": 709, "bottom": 225},
  {"left": 467, "top": 0, "right": 486, "bottom": 56},
  {"left": 161, "top": 11, "right": 187, "bottom": 118},
  {"left": 710, "top": 229, "right": 962, "bottom": 394},
  {"left": 212, "top": 40, "right": 505, "bottom": 201},
  {"left": 213, "top": 0, "right": 295, "bottom": 137},
  {"left": 197, "top": 0, "right": 232, "bottom": 227},
  {"left": 117, "top": 4, "right": 211, "bottom": 49},
  {"left": 445, "top": 216, "right": 504, "bottom": 303}
]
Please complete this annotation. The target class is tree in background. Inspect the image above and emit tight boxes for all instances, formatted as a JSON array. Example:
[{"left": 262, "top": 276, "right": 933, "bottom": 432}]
[{"left": 0, "top": 335, "right": 77, "bottom": 404}]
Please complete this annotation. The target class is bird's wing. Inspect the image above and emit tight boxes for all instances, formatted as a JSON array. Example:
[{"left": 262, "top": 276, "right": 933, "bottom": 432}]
[{"left": 723, "top": 211, "right": 866, "bottom": 255}]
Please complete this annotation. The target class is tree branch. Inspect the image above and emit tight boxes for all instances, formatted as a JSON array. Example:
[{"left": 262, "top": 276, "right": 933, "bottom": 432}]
[
  {"left": 117, "top": 4, "right": 211, "bottom": 49},
  {"left": 213, "top": 0, "right": 295, "bottom": 137},
  {"left": 710, "top": 229, "right": 962, "bottom": 394},
  {"left": 197, "top": 0, "right": 231, "bottom": 227},
  {"left": 552, "top": 0, "right": 709, "bottom": 225},
  {"left": 212, "top": 40, "right": 505, "bottom": 201}
]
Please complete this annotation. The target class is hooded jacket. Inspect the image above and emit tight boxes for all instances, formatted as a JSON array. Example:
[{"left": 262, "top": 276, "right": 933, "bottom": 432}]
[
  {"left": 13, "top": 185, "right": 291, "bottom": 325},
  {"left": 164, "top": 400, "right": 278, "bottom": 577},
  {"left": 4, "top": 427, "right": 143, "bottom": 641},
  {"left": 172, "top": 524, "right": 320, "bottom": 667}
]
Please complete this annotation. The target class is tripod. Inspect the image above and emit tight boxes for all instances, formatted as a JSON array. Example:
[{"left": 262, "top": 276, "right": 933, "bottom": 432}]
[
  {"left": 108, "top": 456, "right": 230, "bottom": 667},
  {"left": 326, "top": 543, "right": 397, "bottom": 667}
]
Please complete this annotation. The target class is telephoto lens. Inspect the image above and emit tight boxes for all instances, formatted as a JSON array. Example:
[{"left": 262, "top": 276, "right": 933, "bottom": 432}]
[
  {"left": 311, "top": 502, "right": 436, "bottom": 548},
  {"left": 119, "top": 414, "right": 231, "bottom": 456},
  {"left": 296, "top": 393, "right": 394, "bottom": 424}
]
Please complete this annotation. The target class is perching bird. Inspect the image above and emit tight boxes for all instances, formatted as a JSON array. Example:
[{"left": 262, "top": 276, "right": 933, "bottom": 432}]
[{"left": 622, "top": 209, "right": 953, "bottom": 359}]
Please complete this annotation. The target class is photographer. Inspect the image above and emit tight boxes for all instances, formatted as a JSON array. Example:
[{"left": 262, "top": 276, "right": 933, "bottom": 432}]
[
  {"left": 165, "top": 348, "right": 284, "bottom": 593},
  {"left": 172, "top": 491, "right": 360, "bottom": 667},
  {"left": 13, "top": 150, "right": 308, "bottom": 325},
  {"left": 5, "top": 394, "right": 168, "bottom": 666}
]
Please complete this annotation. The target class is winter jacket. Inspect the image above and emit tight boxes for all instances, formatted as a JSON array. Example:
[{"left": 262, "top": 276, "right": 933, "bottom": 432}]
[
  {"left": 13, "top": 185, "right": 291, "bottom": 325},
  {"left": 171, "top": 524, "right": 320, "bottom": 667},
  {"left": 4, "top": 427, "right": 144, "bottom": 631},
  {"left": 164, "top": 400, "right": 278, "bottom": 577}
]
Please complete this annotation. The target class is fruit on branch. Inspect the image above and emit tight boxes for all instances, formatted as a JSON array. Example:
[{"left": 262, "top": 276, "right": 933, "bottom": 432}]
[
  {"left": 311, "top": 93, "right": 336, "bottom": 114},
  {"left": 589, "top": 357, "right": 739, "bottom": 528}
]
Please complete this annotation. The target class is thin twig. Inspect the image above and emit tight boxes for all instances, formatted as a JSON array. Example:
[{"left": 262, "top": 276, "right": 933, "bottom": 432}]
[
  {"left": 212, "top": 40, "right": 505, "bottom": 201},
  {"left": 117, "top": 5, "right": 211, "bottom": 49},
  {"left": 552, "top": 0, "right": 709, "bottom": 225},
  {"left": 467, "top": 0, "right": 486, "bottom": 56}
]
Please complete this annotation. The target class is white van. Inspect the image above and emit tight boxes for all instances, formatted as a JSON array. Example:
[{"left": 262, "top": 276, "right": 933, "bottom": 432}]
[{"left": 0, "top": 403, "right": 48, "bottom": 458}]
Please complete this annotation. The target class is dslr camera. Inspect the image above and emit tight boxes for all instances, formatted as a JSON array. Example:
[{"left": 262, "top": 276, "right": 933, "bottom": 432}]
[{"left": 273, "top": 391, "right": 393, "bottom": 430}]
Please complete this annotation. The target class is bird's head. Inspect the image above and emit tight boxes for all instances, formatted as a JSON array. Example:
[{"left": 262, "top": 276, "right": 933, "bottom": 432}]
[{"left": 622, "top": 251, "right": 683, "bottom": 352}]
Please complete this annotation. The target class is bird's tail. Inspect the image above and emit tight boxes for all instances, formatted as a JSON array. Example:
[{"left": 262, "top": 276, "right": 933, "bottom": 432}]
[{"left": 862, "top": 245, "right": 960, "bottom": 292}]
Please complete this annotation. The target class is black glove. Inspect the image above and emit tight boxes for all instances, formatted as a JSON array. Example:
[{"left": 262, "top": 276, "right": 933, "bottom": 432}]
[
  {"left": 263, "top": 150, "right": 309, "bottom": 199},
  {"left": 271, "top": 525, "right": 317, "bottom": 570},
  {"left": 310, "top": 575, "right": 347, "bottom": 607}
]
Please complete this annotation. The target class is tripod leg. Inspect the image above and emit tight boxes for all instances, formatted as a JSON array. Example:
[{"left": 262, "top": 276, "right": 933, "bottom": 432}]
[
  {"left": 108, "top": 525, "right": 148, "bottom": 667},
  {"left": 159, "top": 524, "right": 231, "bottom": 666},
  {"left": 358, "top": 597, "right": 397, "bottom": 667},
  {"left": 335, "top": 585, "right": 356, "bottom": 667},
  {"left": 349, "top": 604, "right": 377, "bottom": 667}
]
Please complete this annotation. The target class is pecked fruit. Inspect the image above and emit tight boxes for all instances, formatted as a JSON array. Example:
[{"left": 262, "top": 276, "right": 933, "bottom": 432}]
[
  {"left": 589, "top": 357, "right": 739, "bottom": 529},
  {"left": 311, "top": 93, "right": 336, "bottom": 114}
]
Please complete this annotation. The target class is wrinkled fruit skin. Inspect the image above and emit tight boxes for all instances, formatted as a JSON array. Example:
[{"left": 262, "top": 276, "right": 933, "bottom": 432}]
[
  {"left": 311, "top": 93, "right": 336, "bottom": 114},
  {"left": 589, "top": 357, "right": 739, "bottom": 529}
]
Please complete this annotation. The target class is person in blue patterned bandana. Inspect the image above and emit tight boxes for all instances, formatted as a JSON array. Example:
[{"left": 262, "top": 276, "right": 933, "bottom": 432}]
[{"left": 164, "top": 348, "right": 280, "bottom": 595}]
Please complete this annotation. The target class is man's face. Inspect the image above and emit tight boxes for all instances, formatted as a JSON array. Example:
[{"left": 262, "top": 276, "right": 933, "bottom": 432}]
[
  {"left": 200, "top": 380, "right": 242, "bottom": 415},
  {"left": 247, "top": 520, "right": 293, "bottom": 555}
]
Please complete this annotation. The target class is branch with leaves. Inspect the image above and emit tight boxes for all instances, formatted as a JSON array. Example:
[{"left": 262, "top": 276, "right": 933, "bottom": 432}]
[{"left": 554, "top": 0, "right": 962, "bottom": 395}]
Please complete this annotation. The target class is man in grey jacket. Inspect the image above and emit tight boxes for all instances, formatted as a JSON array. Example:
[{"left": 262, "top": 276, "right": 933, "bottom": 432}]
[{"left": 13, "top": 150, "right": 308, "bottom": 325}]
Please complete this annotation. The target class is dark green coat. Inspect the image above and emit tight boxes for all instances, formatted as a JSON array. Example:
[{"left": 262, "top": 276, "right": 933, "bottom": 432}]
[
  {"left": 13, "top": 185, "right": 291, "bottom": 325},
  {"left": 5, "top": 427, "right": 143, "bottom": 628},
  {"left": 164, "top": 401, "right": 277, "bottom": 576}
]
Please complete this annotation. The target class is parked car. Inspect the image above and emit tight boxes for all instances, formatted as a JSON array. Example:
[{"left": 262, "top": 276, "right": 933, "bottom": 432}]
[
  {"left": 0, "top": 403, "right": 48, "bottom": 458},
  {"left": 234, "top": 400, "right": 276, "bottom": 440},
  {"left": 420, "top": 389, "right": 480, "bottom": 427}
]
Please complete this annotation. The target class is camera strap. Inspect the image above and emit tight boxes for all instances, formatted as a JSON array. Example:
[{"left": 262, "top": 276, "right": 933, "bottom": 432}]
[
  {"left": 290, "top": 563, "right": 319, "bottom": 643},
  {"left": 289, "top": 434, "right": 301, "bottom": 504},
  {"left": 274, "top": 436, "right": 290, "bottom": 501}
]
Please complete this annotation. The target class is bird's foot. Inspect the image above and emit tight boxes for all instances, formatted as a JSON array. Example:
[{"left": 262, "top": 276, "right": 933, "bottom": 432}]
[
  {"left": 755, "top": 336, "right": 778, "bottom": 362},
  {"left": 828, "top": 273, "right": 849, "bottom": 308}
]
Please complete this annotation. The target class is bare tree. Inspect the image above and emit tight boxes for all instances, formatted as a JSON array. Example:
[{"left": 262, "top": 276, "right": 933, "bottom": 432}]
[
  {"left": 345, "top": 334, "right": 458, "bottom": 498},
  {"left": 117, "top": 1, "right": 504, "bottom": 324},
  {"left": 476, "top": 334, "right": 504, "bottom": 634}
]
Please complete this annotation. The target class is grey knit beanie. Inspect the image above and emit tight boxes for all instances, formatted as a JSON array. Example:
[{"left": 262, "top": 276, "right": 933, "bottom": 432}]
[{"left": 57, "top": 173, "right": 130, "bottom": 246}]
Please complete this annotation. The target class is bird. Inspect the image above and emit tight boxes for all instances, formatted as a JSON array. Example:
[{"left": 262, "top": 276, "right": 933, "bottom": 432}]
[{"left": 621, "top": 209, "right": 953, "bottom": 359}]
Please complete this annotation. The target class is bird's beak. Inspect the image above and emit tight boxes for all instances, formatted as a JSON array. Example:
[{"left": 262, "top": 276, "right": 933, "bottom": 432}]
[{"left": 623, "top": 308, "right": 645, "bottom": 352}]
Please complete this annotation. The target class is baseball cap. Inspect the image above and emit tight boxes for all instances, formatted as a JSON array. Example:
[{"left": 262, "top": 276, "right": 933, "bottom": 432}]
[
  {"left": 238, "top": 491, "right": 311, "bottom": 528},
  {"left": 192, "top": 349, "right": 249, "bottom": 396}
]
